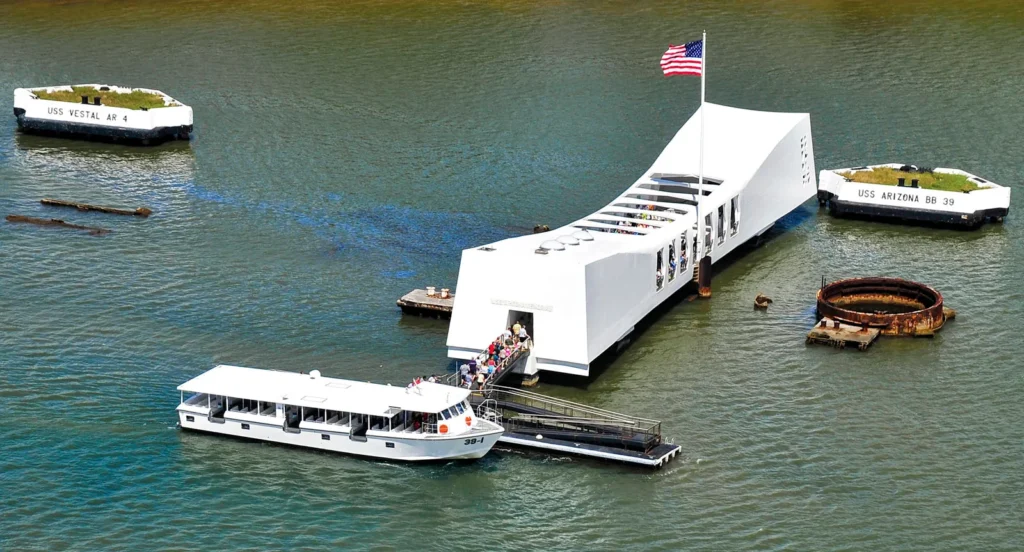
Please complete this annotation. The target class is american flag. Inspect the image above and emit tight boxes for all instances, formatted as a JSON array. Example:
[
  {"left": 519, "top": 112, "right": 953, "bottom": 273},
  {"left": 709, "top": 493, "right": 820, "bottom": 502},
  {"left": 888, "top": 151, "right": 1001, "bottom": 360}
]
[{"left": 661, "top": 39, "right": 703, "bottom": 77}]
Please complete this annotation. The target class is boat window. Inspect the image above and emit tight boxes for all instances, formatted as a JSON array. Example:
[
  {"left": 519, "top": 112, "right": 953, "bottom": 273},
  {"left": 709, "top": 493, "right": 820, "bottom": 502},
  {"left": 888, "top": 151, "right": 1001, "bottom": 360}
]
[
  {"left": 227, "top": 397, "right": 258, "bottom": 414},
  {"left": 441, "top": 409, "right": 452, "bottom": 420},
  {"left": 325, "top": 410, "right": 343, "bottom": 424},
  {"left": 455, "top": 402, "right": 465, "bottom": 415},
  {"left": 304, "top": 407, "right": 327, "bottom": 423},
  {"left": 462, "top": 400, "right": 471, "bottom": 412},
  {"left": 182, "top": 392, "right": 208, "bottom": 407},
  {"left": 259, "top": 401, "right": 277, "bottom": 416}
]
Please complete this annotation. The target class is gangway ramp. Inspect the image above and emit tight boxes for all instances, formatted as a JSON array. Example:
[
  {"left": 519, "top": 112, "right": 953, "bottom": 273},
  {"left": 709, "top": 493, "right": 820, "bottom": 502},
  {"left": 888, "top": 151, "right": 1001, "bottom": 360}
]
[
  {"left": 475, "top": 386, "right": 680, "bottom": 468},
  {"left": 443, "top": 340, "right": 530, "bottom": 389}
]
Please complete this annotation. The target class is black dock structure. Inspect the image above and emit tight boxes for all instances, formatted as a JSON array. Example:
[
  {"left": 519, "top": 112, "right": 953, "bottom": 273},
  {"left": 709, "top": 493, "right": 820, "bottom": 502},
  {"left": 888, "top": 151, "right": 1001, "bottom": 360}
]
[
  {"left": 476, "top": 385, "right": 680, "bottom": 468},
  {"left": 445, "top": 345, "right": 679, "bottom": 467}
]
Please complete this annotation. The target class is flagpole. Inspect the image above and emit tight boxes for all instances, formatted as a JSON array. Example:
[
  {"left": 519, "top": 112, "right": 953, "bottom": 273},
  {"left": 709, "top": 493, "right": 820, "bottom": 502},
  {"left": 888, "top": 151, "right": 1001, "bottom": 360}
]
[{"left": 697, "top": 30, "right": 706, "bottom": 260}]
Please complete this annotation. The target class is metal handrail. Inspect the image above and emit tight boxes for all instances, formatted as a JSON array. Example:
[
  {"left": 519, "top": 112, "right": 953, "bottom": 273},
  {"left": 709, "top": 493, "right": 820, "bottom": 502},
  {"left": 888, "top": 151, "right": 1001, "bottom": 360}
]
[
  {"left": 444, "top": 334, "right": 530, "bottom": 388},
  {"left": 488, "top": 385, "right": 661, "bottom": 425}
]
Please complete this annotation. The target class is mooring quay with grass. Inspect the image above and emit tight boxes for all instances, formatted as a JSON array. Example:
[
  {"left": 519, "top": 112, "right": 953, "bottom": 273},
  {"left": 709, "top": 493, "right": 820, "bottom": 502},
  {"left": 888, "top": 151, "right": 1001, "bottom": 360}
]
[
  {"left": 13, "top": 84, "right": 192, "bottom": 144},
  {"left": 817, "top": 163, "right": 1010, "bottom": 227}
]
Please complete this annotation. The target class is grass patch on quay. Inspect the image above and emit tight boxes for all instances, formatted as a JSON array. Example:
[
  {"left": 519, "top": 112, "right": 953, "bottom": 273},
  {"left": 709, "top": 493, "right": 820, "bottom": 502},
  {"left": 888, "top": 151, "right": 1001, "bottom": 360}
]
[
  {"left": 839, "top": 167, "right": 980, "bottom": 193},
  {"left": 33, "top": 86, "right": 171, "bottom": 110}
]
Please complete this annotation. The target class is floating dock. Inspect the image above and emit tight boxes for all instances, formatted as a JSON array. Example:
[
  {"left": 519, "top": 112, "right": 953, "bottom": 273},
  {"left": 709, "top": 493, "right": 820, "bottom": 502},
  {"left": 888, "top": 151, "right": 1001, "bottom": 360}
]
[
  {"left": 443, "top": 342, "right": 680, "bottom": 468},
  {"left": 806, "top": 317, "right": 880, "bottom": 350},
  {"left": 474, "top": 385, "right": 680, "bottom": 468},
  {"left": 397, "top": 287, "right": 454, "bottom": 319}
]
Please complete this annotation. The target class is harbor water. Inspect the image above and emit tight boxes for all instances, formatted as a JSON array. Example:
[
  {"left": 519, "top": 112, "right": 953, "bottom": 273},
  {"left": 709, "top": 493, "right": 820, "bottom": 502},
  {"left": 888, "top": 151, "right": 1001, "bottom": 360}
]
[{"left": 1, "top": 1, "right": 1022, "bottom": 549}]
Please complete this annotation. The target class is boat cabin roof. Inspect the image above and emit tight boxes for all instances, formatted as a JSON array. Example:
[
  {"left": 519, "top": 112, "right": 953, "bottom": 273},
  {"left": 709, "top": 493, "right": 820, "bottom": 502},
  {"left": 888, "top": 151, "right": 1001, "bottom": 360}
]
[{"left": 177, "top": 365, "right": 470, "bottom": 416}]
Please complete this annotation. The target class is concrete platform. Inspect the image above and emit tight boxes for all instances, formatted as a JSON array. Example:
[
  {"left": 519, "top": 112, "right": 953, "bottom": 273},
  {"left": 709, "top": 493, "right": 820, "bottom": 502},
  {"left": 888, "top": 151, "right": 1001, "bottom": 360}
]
[
  {"left": 806, "top": 317, "right": 881, "bottom": 350},
  {"left": 397, "top": 288, "right": 454, "bottom": 319}
]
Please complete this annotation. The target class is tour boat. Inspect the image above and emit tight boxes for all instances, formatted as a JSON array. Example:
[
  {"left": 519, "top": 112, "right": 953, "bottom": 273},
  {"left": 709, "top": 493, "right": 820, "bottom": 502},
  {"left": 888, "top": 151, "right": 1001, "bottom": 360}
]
[
  {"left": 176, "top": 365, "right": 504, "bottom": 461},
  {"left": 817, "top": 163, "right": 1010, "bottom": 227},
  {"left": 13, "top": 84, "right": 192, "bottom": 144},
  {"left": 446, "top": 102, "right": 816, "bottom": 377}
]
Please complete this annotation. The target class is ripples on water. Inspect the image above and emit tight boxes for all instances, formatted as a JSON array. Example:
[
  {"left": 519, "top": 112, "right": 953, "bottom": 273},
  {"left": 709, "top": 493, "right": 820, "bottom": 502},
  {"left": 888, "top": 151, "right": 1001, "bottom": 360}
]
[{"left": 1, "top": 1, "right": 1023, "bottom": 549}]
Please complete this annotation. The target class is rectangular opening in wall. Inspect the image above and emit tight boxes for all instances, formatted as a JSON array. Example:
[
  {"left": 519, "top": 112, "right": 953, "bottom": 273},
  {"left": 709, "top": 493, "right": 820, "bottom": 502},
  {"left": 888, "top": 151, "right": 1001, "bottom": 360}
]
[
  {"left": 241, "top": 423, "right": 250, "bottom": 430},
  {"left": 386, "top": 442, "right": 396, "bottom": 448},
  {"left": 668, "top": 241, "right": 676, "bottom": 282},
  {"left": 186, "top": 415, "right": 194, "bottom": 422},
  {"left": 506, "top": 310, "right": 534, "bottom": 344},
  {"left": 730, "top": 196, "right": 740, "bottom": 236},
  {"left": 656, "top": 250, "right": 664, "bottom": 290},
  {"left": 322, "top": 434, "right": 330, "bottom": 441},
  {"left": 680, "top": 231, "right": 689, "bottom": 273},
  {"left": 717, "top": 205, "right": 726, "bottom": 245},
  {"left": 704, "top": 214, "right": 713, "bottom": 253}
]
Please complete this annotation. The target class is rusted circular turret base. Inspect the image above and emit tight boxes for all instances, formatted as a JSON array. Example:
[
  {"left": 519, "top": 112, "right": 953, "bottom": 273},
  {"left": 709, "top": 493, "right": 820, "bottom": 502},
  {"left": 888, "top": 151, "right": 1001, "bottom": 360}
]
[{"left": 816, "top": 277, "right": 948, "bottom": 336}]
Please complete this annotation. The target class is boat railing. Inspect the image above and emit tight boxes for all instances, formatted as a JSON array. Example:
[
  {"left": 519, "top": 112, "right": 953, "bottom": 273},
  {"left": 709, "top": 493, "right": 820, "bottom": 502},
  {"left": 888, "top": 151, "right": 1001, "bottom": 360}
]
[
  {"left": 476, "top": 398, "right": 502, "bottom": 423},
  {"left": 183, "top": 392, "right": 209, "bottom": 407}
]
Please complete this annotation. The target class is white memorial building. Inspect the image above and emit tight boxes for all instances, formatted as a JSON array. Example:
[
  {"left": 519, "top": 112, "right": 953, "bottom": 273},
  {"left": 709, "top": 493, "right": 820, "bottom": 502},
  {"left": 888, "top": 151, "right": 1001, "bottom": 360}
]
[{"left": 447, "top": 103, "right": 816, "bottom": 377}]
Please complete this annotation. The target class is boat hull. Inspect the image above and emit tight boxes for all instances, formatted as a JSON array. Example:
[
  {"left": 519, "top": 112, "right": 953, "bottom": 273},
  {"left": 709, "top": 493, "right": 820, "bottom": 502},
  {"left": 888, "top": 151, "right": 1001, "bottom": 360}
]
[{"left": 177, "top": 408, "right": 502, "bottom": 462}]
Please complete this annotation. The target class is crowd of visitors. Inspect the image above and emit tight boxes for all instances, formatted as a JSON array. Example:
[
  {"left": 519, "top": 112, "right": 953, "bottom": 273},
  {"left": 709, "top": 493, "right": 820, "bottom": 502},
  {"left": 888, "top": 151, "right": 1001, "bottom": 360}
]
[
  {"left": 456, "top": 321, "right": 531, "bottom": 389},
  {"left": 406, "top": 322, "right": 531, "bottom": 390},
  {"left": 615, "top": 204, "right": 670, "bottom": 234}
]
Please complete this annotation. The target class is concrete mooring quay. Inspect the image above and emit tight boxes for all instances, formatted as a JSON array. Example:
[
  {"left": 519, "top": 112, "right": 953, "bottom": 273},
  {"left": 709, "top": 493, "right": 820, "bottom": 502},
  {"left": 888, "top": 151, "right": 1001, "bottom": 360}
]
[
  {"left": 397, "top": 287, "right": 454, "bottom": 319},
  {"left": 808, "top": 277, "right": 955, "bottom": 350}
]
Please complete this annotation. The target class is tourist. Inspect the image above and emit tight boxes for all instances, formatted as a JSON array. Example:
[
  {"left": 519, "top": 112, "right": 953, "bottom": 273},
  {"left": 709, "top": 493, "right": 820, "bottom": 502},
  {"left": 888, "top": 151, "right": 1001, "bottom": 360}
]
[
  {"left": 518, "top": 325, "right": 528, "bottom": 343},
  {"left": 459, "top": 363, "right": 470, "bottom": 380},
  {"left": 462, "top": 372, "right": 472, "bottom": 387},
  {"left": 512, "top": 321, "right": 522, "bottom": 340},
  {"left": 503, "top": 327, "right": 512, "bottom": 341},
  {"left": 427, "top": 375, "right": 436, "bottom": 383},
  {"left": 475, "top": 371, "right": 486, "bottom": 388}
]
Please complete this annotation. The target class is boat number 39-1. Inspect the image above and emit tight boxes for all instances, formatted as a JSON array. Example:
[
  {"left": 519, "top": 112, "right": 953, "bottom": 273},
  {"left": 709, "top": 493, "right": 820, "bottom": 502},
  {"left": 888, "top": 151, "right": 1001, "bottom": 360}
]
[{"left": 464, "top": 438, "right": 484, "bottom": 445}]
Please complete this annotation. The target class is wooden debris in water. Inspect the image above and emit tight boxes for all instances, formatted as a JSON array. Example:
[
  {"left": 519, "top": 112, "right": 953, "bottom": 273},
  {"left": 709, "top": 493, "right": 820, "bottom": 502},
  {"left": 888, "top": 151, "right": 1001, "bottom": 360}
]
[
  {"left": 5, "top": 214, "right": 110, "bottom": 236},
  {"left": 754, "top": 293, "right": 773, "bottom": 309},
  {"left": 806, "top": 317, "right": 880, "bottom": 351},
  {"left": 41, "top": 198, "right": 152, "bottom": 217}
]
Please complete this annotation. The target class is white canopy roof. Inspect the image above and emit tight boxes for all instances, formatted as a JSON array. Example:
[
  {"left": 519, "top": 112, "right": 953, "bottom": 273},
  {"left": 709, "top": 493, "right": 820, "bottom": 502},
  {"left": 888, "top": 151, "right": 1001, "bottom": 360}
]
[
  {"left": 177, "top": 365, "right": 469, "bottom": 416},
  {"left": 464, "top": 102, "right": 808, "bottom": 263}
]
